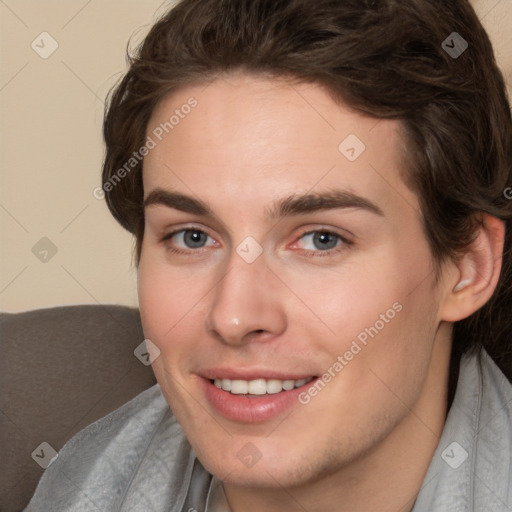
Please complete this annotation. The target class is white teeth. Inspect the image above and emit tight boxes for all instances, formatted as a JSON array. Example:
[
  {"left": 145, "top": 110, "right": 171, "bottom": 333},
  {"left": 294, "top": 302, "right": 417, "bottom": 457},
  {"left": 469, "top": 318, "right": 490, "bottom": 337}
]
[
  {"left": 212, "top": 377, "right": 313, "bottom": 395},
  {"left": 230, "top": 380, "right": 248, "bottom": 394},
  {"left": 282, "top": 380, "right": 295, "bottom": 391},
  {"left": 248, "top": 379, "right": 267, "bottom": 395},
  {"left": 266, "top": 379, "right": 284, "bottom": 394}
]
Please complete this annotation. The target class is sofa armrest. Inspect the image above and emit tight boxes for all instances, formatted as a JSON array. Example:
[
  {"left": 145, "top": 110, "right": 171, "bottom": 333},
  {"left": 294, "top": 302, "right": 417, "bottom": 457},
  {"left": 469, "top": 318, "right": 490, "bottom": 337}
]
[{"left": 0, "top": 304, "right": 157, "bottom": 512}]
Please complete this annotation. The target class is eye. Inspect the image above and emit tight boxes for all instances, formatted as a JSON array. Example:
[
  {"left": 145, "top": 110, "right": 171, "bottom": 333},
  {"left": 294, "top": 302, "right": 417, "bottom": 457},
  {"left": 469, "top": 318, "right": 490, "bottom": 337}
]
[
  {"left": 161, "top": 228, "right": 216, "bottom": 252},
  {"left": 294, "top": 230, "right": 351, "bottom": 253}
]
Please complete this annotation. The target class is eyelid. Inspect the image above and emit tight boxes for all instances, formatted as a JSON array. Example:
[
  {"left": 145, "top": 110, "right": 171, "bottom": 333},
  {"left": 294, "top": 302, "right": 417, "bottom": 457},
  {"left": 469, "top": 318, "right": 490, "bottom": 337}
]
[
  {"left": 159, "top": 225, "right": 219, "bottom": 254},
  {"left": 288, "top": 227, "right": 353, "bottom": 256},
  {"left": 293, "top": 226, "right": 353, "bottom": 244},
  {"left": 294, "top": 222, "right": 354, "bottom": 238},
  {"left": 159, "top": 224, "right": 215, "bottom": 241}
]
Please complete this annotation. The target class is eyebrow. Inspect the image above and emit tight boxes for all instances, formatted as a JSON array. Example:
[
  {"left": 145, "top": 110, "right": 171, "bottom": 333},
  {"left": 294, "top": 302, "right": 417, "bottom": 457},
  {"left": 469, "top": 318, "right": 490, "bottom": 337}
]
[{"left": 143, "top": 187, "right": 384, "bottom": 218}]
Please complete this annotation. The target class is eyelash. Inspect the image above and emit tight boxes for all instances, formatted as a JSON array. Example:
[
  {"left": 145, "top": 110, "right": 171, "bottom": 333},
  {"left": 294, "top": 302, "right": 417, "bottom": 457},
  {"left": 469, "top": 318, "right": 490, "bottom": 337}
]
[{"left": 159, "top": 227, "right": 353, "bottom": 257}]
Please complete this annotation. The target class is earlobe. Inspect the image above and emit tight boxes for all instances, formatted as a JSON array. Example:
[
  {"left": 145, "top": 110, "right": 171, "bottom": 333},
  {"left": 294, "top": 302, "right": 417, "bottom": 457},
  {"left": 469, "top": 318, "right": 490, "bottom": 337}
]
[{"left": 441, "top": 214, "right": 505, "bottom": 322}]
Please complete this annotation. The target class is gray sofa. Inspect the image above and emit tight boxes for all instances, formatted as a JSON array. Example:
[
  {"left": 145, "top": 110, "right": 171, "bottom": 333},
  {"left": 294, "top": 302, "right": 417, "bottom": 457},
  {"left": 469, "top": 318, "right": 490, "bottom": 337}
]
[{"left": 0, "top": 305, "right": 157, "bottom": 512}]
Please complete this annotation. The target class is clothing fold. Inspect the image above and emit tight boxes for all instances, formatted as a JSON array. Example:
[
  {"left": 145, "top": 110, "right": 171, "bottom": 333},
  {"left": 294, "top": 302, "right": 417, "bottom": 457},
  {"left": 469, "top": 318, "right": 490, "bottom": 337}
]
[{"left": 24, "top": 348, "right": 512, "bottom": 512}]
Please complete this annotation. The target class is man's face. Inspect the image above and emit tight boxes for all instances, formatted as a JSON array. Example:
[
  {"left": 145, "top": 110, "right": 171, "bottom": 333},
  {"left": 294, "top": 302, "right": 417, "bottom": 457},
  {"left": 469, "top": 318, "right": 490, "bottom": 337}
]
[{"left": 138, "top": 73, "right": 450, "bottom": 488}]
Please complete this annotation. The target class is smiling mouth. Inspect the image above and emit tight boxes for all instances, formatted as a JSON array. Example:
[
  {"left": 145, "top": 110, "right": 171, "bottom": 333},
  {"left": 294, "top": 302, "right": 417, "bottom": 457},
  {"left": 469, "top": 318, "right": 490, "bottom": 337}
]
[
  {"left": 211, "top": 377, "right": 314, "bottom": 395},
  {"left": 202, "top": 374, "right": 319, "bottom": 422}
]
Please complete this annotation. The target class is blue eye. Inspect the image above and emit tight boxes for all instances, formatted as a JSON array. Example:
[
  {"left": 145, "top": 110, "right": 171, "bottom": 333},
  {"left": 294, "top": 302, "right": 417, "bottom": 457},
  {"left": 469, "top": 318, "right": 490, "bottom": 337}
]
[
  {"left": 162, "top": 229, "right": 214, "bottom": 250},
  {"left": 181, "top": 229, "right": 209, "bottom": 248},
  {"left": 297, "top": 231, "right": 347, "bottom": 252}
]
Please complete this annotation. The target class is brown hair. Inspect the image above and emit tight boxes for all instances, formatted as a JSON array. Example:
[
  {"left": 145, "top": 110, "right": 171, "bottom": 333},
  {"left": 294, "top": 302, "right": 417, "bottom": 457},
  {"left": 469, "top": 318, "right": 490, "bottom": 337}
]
[{"left": 102, "top": 0, "right": 512, "bottom": 390}]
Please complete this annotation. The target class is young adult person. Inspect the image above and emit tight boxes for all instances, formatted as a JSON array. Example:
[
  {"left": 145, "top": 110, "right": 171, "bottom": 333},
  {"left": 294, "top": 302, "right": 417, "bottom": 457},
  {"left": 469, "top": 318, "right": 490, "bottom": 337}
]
[{"left": 26, "top": 0, "right": 512, "bottom": 510}]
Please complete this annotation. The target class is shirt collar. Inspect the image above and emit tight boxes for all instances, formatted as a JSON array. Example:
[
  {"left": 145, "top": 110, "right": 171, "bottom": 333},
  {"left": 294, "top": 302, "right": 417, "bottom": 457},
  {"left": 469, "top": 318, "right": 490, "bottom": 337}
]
[{"left": 205, "top": 476, "right": 231, "bottom": 512}]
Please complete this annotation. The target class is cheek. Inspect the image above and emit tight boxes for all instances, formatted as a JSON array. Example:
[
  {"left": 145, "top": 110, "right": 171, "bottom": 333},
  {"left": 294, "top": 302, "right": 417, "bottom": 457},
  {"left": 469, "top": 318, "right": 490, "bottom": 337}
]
[
  {"left": 278, "top": 251, "right": 417, "bottom": 347},
  {"left": 137, "top": 253, "right": 215, "bottom": 384},
  {"left": 137, "top": 257, "right": 203, "bottom": 409},
  {"left": 137, "top": 259, "right": 170, "bottom": 339},
  {"left": 137, "top": 261, "right": 192, "bottom": 390},
  {"left": 284, "top": 241, "right": 438, "bottom": 392},
  {"left": 329, "top": 283, "right": 438, "bottom": 418},
  {"left": 138, "top": 253, "right": 201, "bottom": 340}
]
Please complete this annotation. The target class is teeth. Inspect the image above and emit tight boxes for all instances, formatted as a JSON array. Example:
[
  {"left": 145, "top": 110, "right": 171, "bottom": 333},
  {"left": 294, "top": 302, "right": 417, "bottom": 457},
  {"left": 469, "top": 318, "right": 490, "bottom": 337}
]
[
  {"left": 266, "top": 379, "right": 284, "bottom": 394},
  {"left": 230, "top": 380, "right": 248, "bottom": 394},
  {"left": 282, "top": 380, "right": 295, "bottom": 390},
  {"left": 212, "top": 377, "right": 313, "bottom": 395},
  {"left": 248, "top": 379, "right": 267, "bottom": 395}
]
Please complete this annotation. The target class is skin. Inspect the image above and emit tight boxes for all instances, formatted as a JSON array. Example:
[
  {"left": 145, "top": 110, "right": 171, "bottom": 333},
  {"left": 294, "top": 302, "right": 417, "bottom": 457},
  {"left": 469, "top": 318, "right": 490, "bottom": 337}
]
[{"left": 137, "top": 72, "right": 504, "bottom": 512}]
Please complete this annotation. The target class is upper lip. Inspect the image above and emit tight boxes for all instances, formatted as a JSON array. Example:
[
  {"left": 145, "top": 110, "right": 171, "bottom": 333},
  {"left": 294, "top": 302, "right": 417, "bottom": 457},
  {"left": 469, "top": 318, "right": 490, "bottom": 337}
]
[{"left": 197, "top": 368, "right": 317, "bottom": 381}]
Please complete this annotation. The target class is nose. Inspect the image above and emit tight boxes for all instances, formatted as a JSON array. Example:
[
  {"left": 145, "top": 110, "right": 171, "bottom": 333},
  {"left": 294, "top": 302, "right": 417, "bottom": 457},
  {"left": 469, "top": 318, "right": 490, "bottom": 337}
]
[{"left": 204, "top": 251, "right": 287, "bottom": 346}]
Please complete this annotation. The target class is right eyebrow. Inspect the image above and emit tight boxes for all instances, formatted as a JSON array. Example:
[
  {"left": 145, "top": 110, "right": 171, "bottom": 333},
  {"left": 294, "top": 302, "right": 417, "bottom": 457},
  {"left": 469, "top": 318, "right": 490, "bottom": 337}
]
[{"left": 143, "top": 188, "right": 213, "bottom": 217}]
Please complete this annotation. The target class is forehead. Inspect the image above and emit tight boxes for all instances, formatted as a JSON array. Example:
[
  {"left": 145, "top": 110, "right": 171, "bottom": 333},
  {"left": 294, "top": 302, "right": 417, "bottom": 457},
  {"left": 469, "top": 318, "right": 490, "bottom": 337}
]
[{"left": 143, "top": 74, "right": 419, "bottom": 219}]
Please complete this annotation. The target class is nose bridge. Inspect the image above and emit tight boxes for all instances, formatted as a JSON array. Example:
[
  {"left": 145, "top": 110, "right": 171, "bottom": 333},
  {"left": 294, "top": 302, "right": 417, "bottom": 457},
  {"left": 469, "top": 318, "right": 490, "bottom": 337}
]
[{"left": 205, "top": 249, "right": 286, "bottom": 345}]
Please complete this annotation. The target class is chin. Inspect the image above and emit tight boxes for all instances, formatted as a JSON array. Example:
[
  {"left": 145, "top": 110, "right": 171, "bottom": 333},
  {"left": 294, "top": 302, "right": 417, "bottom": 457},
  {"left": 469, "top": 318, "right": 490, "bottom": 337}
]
[{"left": 194, "top": 439, "right": 327, "bottom": 490}]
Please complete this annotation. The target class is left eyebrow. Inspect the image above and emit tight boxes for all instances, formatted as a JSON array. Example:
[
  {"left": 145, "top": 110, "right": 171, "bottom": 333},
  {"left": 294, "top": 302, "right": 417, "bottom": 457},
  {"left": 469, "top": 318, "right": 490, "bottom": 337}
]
[{"left": 266, "top": 190, "right": 385, "bottom": 218}]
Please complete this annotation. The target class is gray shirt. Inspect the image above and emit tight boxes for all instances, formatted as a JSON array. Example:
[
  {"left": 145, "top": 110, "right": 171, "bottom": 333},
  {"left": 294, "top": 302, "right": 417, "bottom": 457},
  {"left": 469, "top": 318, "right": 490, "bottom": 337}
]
[{"left": 24, "top": 349, "right": 512, "bottom": 511}]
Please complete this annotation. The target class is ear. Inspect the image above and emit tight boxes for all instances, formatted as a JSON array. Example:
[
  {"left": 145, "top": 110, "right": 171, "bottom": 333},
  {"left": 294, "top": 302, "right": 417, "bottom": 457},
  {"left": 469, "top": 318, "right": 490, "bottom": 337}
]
[{"left": 440, "top": 214, "right": 505, "bottom": 322}]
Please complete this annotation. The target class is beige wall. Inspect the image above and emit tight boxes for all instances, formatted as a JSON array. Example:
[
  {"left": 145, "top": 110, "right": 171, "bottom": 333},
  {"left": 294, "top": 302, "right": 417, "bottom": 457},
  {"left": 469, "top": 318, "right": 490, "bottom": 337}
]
[{"left": 1, "top": 0, "right": 511, "bottom": 312}]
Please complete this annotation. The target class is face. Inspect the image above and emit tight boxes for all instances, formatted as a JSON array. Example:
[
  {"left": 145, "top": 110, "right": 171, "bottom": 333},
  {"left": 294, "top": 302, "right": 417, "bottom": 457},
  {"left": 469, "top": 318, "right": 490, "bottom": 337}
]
[{"left": 138, "top": 73, "right": 450, "bottom": 490}]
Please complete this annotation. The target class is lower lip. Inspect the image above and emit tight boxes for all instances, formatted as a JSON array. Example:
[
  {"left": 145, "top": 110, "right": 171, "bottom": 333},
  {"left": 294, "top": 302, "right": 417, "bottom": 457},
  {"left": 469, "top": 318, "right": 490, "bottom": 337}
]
[{"left": 200, "top": 377, "right": 317, "bottom": 423}]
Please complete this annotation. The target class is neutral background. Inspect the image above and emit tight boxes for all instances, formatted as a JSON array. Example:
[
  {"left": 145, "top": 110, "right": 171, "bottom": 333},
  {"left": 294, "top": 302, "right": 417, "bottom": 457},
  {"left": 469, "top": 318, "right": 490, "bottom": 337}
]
[{"left": 1, "top": 0, "right": 511, "bottom": 313}]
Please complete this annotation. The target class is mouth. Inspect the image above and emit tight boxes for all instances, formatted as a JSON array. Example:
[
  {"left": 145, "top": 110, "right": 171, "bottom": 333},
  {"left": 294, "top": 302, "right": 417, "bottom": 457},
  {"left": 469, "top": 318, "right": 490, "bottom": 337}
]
[{"left": 199, "top": 374, "right": 318, "bottom": 423}]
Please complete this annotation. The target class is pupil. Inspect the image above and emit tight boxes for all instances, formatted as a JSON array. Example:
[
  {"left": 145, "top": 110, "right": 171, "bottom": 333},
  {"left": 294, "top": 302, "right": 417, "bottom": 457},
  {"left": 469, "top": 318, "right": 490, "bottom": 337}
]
[
  {"left": 313, "top": 232, "right": 337, "bottom": 250},
  {"left": 185, "top": 230, "right": 206, "bottom": 248}
]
